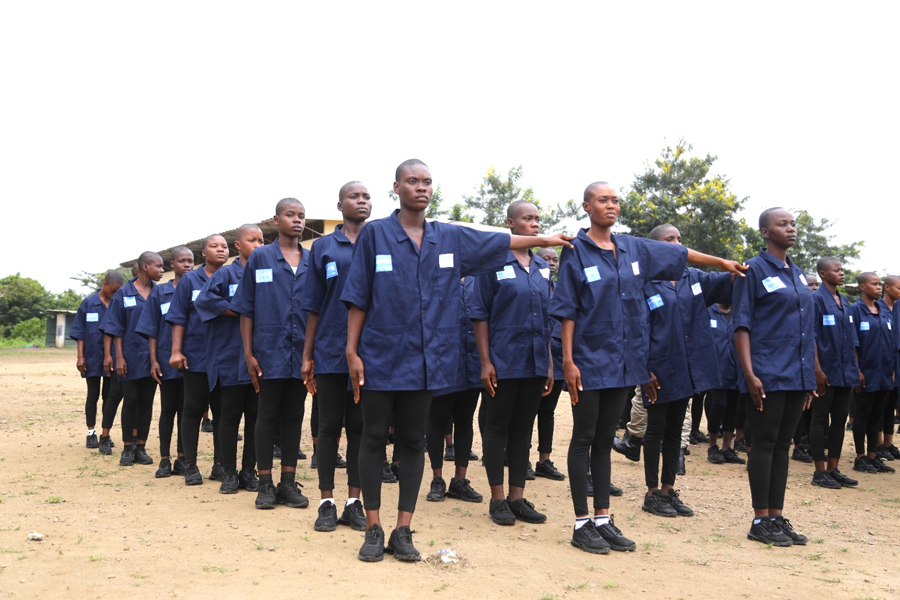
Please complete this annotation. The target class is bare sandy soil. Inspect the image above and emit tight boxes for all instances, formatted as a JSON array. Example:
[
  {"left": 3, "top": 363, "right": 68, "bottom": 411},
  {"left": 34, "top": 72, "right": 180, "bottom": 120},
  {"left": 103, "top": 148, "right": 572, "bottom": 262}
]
[{"left": 0, "top": 348, "right": 898, "bottom": 599}]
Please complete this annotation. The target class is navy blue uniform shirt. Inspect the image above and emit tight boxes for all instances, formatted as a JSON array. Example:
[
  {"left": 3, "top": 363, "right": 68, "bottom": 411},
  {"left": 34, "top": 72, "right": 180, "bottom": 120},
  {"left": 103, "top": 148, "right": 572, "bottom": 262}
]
[
  {"left": 164, "top": 267, "right": 211, "bottom": 373},
  {"left": 433, "top": 278, "right": 471, "bottom": 397},
  {"left": 470, "top": 250, "right": 551, "bottom": 380},
  {"left": 549, "top": 279, "right": 564, "bottom": 383},
  {"left": 340, "top": 211, "right": 509, "bottom": 391},
  {"left": 195, "top": 260, "right": 250, "bottom": 390},
  {"left": 549, "top": 230, "right": 688, "bottom": 390},
  {"left": 230, "top": 241, "right": 309, "bottom": 380},
  {"left": 731, "top": 250, "right": 815, "bottom": 393},
  {"left": 893, "top": 301, "right": 900, "bottom": 390},
  {"left": 851, "top": 299, "right": 894, "bottom": 392},
  {"left": 101, "top": 278, "right": 155, "bottom": 381},
  {"left": 707, "top": 304, "right": 738, "bottom": 391},
  {"left": 812, "top": 285, "right": 860, "bottom": 388},
  {"left": 643, "top": 268, "right": 732, "bottom": 405},
  {"left": 70, "top": 292, "right": 110, "bottom": 378},
  {"left": 134, "top": 282, "right": 181, "bottom": 381}
]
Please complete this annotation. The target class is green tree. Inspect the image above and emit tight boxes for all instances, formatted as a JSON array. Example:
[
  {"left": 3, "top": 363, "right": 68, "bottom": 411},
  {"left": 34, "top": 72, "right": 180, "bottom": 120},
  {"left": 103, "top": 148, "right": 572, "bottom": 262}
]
[
  {"left": 52, "top": 289, "right": 84, "bottom": 311},
  {"left": 9, "top": 317, "right": 44, "bottom": 343},
  {"left": 70, "top": 268, "right": 130, "bottom": 294},
  {"left": 0, "top": 274, "right": 52, "bottom": 337},
  {"left": 425, "top": 185, "right": 449, "bottom": 219}
]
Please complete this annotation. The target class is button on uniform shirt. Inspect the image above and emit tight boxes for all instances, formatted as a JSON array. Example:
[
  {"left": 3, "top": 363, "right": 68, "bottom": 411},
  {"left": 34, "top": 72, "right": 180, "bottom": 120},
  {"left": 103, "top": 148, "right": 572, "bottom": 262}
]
[
  {"left": 340, "top": 210, "right": 509, "bottom": 392},
  {"left": 100, "top": 278, "right": 155, "bottom": 380},
  {"left": 230, "top": 241, "right": 309, "bottom": 381},
  {"left": 135, "top": 282, "right": 181, "bottom": 381},
  {"left": 731, "top": 250, "right": 815, "bottom": 393},
  {"left": 850, "top": 299, "right": 894, "bottom": 392},
  {"left": 195, "top": 260, "right": 250, "bottom": 391},
  {"left": 643, "top": 268, "right": 732, "bottom": 405},
  {"left": 70, "top": 292, "right": 110, "bottom": 378},
  {"left": 470, "top": 250, "right": 552, "bottom": 380},
  {"left": 549, "top": 230, "right": 688, "bottom": 390},
  {"left": 812, "top": 285, "right": 860, "bottom": 388},
  {"left": 164, "top": 267, "right": 210, "bottom": 373},
  {"left": 707, "top": 304, "right": 738, "bottom": 391}
]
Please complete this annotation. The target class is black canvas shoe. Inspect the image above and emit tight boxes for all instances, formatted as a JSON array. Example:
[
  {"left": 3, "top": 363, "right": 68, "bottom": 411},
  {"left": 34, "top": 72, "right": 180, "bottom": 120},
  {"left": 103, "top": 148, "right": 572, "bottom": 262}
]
[
  {"left": 642, "top": 490, "right": 677, "bottom": 517},
  {"left": 489, "top": 499, "right": 516, "bottom": 525},
  {"left": 682, "top": 445, "right": 690, "bottom": 456},
  {"left": 297, "top": 450, "right": 307, "bottom": 460},
  {"left": 201, "top": 417, "right": 214, "bottom": 433},
  {"left": 255, "top": 482, "right": 276, "bottom": 509},
  {"left": 707, "top": 446, "right": 726, "bottom": 464},
  {"left": 722, "top": 448, "right": 746, "bottom": 464},
  {"left": 828, "top": 469, "right": 858, "bottom": 487},
  {"left": 119, "top": 446, "right": 135, "bottom": 467},
  {"left": 86, "top": 433, "right": 99, "bottom": 449},
  {"left": 676, "top": 448, "right": 686, "bottom": 476},
  {"left": 853, "top": 456, "right": 877, "bottom": 473},
  {"left": 238, "top": 469, "right": 259, "bottom": 491},
  {"left": 535, "top": 459, "right": 566, "bottom": 481},
  {"left": 525, "top": 462, "right": 536, "bottom": 480},
  {"left": 358, "top": 524, "right": 385, "bottom": 562},
  {"left": 390, "top": 463, "right": 400, "bottom": 481},
  {"left": 444, "top": 444, "right": 456, "bottom": 461},
  {"left": 184, "top": 465, "right": 203, "bottom": 486},
  {"left": 596, "top": 515, "right": 636, "bottom": 552},
  {"left": 791, "top": 447, "right": 813, "bottom": 463},
  {"left": 219, "top": 471, "right": 239, "bottom": 494},
  {"left": 665, "top": 489, "right": 694, "bottom": 517},
  {"left": 314, "top": 501, "right": 338, "bottom": 532},
  {"left": 447, "top": 478, "right": 483, "bottom": 503},
  {"left": 382, "top": 463, "right": 398, "bottom": 483},
  {"left": 310, "top": 453, "right": 317, "bottom": 469},
  {"left": 134, "top": 445, "right": 153, "bottom": 465},
  {"left": 338, "top": 499, "right": 367, "bottom": 531},
  {"left": 469, "top": 450, "right": 479, "bottom": 460},
  {"left": 155, "top": 458, "right": 172, "bottom": 478},
  {"left": 811, "top": 470, "right": 841, "bottom": 489},
  {"left": 98, "top": 436, "right": 113, "bottom": 455},
  {"left": 773, "top": 516, "right": 807, "bottom": 545},
  {"left": 733, "top": 438, "right": 748, "bottom": 453},
  {"left": 690, "top": 430, "right": 709, "bottom": 445},
  {"left": 386, "top": 526, "right": 421, "bottom": 562},
  {"left": 209, "top": 463, "right": 225, "bottom": 481},
  {"left": 571, "top": 522, "right": 610, "bottom": 555},
  {"left": 888, "top": 445, "right": 900, "bottom": 460},
  {"left": 609, "top": 482, "right": 623, "bottom": 497},
  {"left": 109, "top": 440, "right": 115, "bottom": 448},
  {"left": 586, "top": 475, "right": 594, "bottom": 497},
  {"left": 276, "top": 481, "right": 309, "bottom": 508},
  {"left": 172, "top": 457, "right": 188, "bottom": 475},
  {"left": 335, "top": 453, "right": 347, "bottom": 468},
  {"left": 870, "top": 456, "right": 895, "bottom": 473},
  {"left": 876, "top": 445, "right": 893, "bottom": 461},
  {"left": 273, "top": 444, "right": 282, "bottom": 458},
  {"left": 612, "top": 433, "right": 641, "bottom": 462},
  {"left": 426, "top": 477, "right": 446, "bottom": 502},
  {"left": 508, "top": 497, "right": 547, "bottom": 524},
  {"left": 747, "top": 518, "right": 792, "bottom": 546}
]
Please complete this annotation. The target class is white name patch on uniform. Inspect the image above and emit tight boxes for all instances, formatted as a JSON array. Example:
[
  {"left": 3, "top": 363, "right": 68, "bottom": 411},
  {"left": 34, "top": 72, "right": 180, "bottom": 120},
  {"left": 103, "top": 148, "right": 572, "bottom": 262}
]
[
  {"left": 439, "top": 253, "right": 454, "bottom": 269},
  {"left": 256, "top": 269, "right": 273, "bottom": 283},
  {"left": 710, "top": 319, "right": 718, "bottom": 329},
  {"left": 584, "top": 266, "right": 601, "bottom": 283},
  {"left": 799, "top": 273, "right": 809, "bottom": 286},
  {"left": 123, "top": 296, "right": 137, "bottom": 308},
  {"left": 161, "top": 302, "right": 170, "bottom": 315},
  {"left": 375, "top": 255, "right": 393, "bottom": 273},
  {"left": 325, "top": 262, "right": 338, "bottom": 279},
  {"left": 86, "top": 312, "right": 99, "bottom": 322},
  {"left": 860, "top": 321, "right": 870, "bottom": 331},
  {"left": 632, "top": 261, "right": 640, "bottom": 276},
  {"left": 229, "top": 284, "right": 238, "bottom": 297},
  {"left": 540, "top": 268, "right": 550, "bottom": 280},
  {"left": 647, "top": 294, "right": 664, "bottom": 310},
  {"left": 823, "top": 315, "right": 835, "bottom": 326},
  {"left": 691, "top": 282, "right": 702, "bottom": 296},
  {"left": 762, "top": 276, "right": 787, "bottom": 293},
  {"left": 496, "top": 265, "right": 516, "bottom": 281},
  {"left": 191, "top": 290, "right": 200, "bottom": 302}
]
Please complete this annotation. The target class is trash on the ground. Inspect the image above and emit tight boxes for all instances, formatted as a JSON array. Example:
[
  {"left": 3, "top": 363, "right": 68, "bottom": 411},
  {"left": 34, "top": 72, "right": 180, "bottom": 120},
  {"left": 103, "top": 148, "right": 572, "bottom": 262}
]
[
  {"left": 435, "top": 548, "right": 458, "bottom": 564},
  {"left": 27, "top": 532, "right": 43, "bottom": 541}
]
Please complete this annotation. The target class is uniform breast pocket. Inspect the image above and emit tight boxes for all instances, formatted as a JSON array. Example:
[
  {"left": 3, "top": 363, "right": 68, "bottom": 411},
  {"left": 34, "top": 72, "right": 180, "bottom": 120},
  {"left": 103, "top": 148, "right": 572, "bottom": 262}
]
[
  {"left": 581, "top": 320, "right": 616, "bottom": 355},
  {"left": 361, "top": 326, "right": 406, "bottom": 372}
]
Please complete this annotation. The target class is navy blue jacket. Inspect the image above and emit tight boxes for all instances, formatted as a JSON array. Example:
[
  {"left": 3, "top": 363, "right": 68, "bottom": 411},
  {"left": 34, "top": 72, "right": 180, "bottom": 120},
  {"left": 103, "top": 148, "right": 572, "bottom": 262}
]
[
  {"left": 195, "top": 260, "right": 250, "bottom": 390},
  {"left": 851, "top": 299, "right": 894, "bottom": 392},
  {"left": 101, "top": 278, "right": 155, "bottom": 381},
  {"left": 707, "top": 304, "right": 738, "bottom": 391},
  {"left": 164, "top": 267, "right": 211, "bottom": 374},
  {"left": 135, "top": 282, "right": 181, "bottom": 381},
  {"left": 812, "top": 285, "right": 860, "bottom": 388},
  {"left": 70, "top": 292, "right": 110, "bottom": 378}
]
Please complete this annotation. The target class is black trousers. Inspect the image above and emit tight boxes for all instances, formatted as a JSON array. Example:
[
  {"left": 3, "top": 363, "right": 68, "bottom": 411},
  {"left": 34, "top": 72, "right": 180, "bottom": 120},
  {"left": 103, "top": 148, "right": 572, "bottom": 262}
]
[
  {"left": 690, "top": 392, "right": 704, "bottom": 432},
  {"left": 482, "top": 378, "right": 544, "bottom": 488},
  {"left": 853, "top": 390, "right": 887, "bottom": 455},
  {"left": 315, "top": 374, "right": 362, "bottom": 491},
  {"left": 358, "top": 389, "right": 432, "bottom": 513},
  {"left": 256, "top": 378, "right": 306, "bottom": 471},
  {"left": 882, "top": 389, "right": 898, "bottom": 436},
  {"left": 537, "top": 380, "right": 563, "bottom": 454},
  {"left": 427, "top": 389, "right": 479, "bottom": 470},
  {"left": 181, "top": 371, "right": 221, "bottom": 467},
  {"left": 644, "top": 397, "right": 691, "bottom": 488},
  {"left": 158, "top": 378, "right": 184, "bottom": 458},
  {"left": 809, "top": 386, "right": 852, "bottom": 461},
  {"left": 793, "top": 406, "right": 812, "bottom": 444},
  {"left": 220, "top": 383, "right": 258, "bottom": 472},
  {"left": 84, "top": 376, "right": 109, "bottom": 428},
  {"left": 100, "top": 372, "right": 124, "bottom": 430},
  {"left": 311, "top": 393, "right": 319, "bottom": 439},
  {"left": 568, "top": 387, "right": 630, "bottom": 515},
  {"left": 743, "top": 390, "right": 806, "bottom": 510},
  {"left": 705, "top": 389, "right": 739, "bottom": 435},
  {"left": 121, "top": 377, "right": 157, "bottom": 444}
]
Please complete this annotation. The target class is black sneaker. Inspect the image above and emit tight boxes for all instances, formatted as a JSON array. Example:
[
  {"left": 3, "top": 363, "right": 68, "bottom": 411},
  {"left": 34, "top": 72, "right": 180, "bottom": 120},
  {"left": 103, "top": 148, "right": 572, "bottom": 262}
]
[
  {"left": 444, "top": 444, "right": 456, "bottom": 461},
  {"left": 447, "top": 478, "right": 483, "bottom": 503},
  {"left": 525, "top": 462, "right": 536, "bottom": 480},
  {"left": 722, "top": 448, "right": 746, "bottom": 464},
  {"left": 134, "top": 445, "right": 153, "bottom": 465},
  {"left": 870, "top": 456, "right": 895, "bottom": 473},
  {"left": 468, "top": 450, "right": 479, "bottom": 460},
  {"left": 119, "top": 445, "right": 134, "bottom": 467},
  {"left": 209, "top": 463, "right": 225, "bottom": 481},
  {"left": 773, "top": 516, "right": 807, "bottom": 545},
  {"left": 335, "top": 453, "right": 347, "bottom": 468},
  {"left": 358, "top": 524, "right": 385, "bottom": 562},
  {"left": 489, "top": 499, "right": 516, "bottom": 525},
  {"left": 155, "top": 458, "right": 172, "bottom": 478},
  {"left": 172, "top": 457, "right": 188, "bottom": 475},
  {"left": 338, "top": 499, "right": 367, "bottom": 531},
  {"left": 98, "top": 436, "right": 113, "bottom": 455},
  {"left": 642, "top": 490, "right": 677, "bottom": 518},
  {"left": 297, "top": 450, "right": 307, "bottom": 460},
  {"left": 314, "top": 501, "right": 338, "bottom": 532},
  {"left": 853, "top": 456, "right": 877, "bottom": 473},
  {"left": 237, "top": 432, "right": 243, "bottom": 441},
  {"left": 889, "top": 445, "right": 900, "bottom": 460},
  {"left": 676, "top": 448, "right": 686, "bottom": 476},
  {"left": 811, "top": 470, "right": 841, "bottom": 489},
  {"left": 570, "top": 522, "right": 610, "bottom": 555},
  {"left": 612, "top": 433, "right": 641, "bottom": 462},
  {"left": 273, "top": 444, "right": 282, "bottom": 458},
  {"left": 426, "top": 477, "right": 446, "bottom": 502},
  {"left": 535, "top": 459, "right": 566, "bottom": 481},
  {"left": 508, "top": 497, "right": 547, "bottom": 524},
  {"left": 255, "top": 482, "right": 276, "bottom": 509},
  {"left": 828, "top": 468, "right": 858, "bottom": 487},
  {"left": 276, "top": 481, "right": 309, "bottom": 508},
  {"left": 665, "top": 489, "right": 694, "bottom": 517},
  {"left": 876, "top": 445, "right": 893, "bottom": 461},
  {"left": 586, "top": 475, "right": 594, "bottom": 497},
  {"left": 707, "top": 446, "right": 726, "bottom": 464},
  {"left": 238, "top": 469, "right": 259, "bottom": 491},
  {"left": 733, "top": 438, "right": 748, "bottom": 453},
  {"left": 845, "top": 420, "right": 853, "bottom": 431},
  {"left": 682, "top": 445, "right": 690, "bottom": 456},
  {"left": 184, "top": 465, "right": 203, "bottom": 486},
  {"left": 219, "top": 471, "right": 239, "bottom": 494},
  {"left": 109, "top": 440, "right": 115, "bottom": 448},
  {"left": 201, "top": 417, "right": 214, "bottom": 433},
  {"left": 86, "top": 433, "right": 99, "bottom": 449},
  {"left": 596, "top": 515, "right": 636, "bottom": 552},
  {"left": 382, "top": 463, "right": 397, "bottom": 483},
  {"left": 310, "top": 453, "right": 317, "bottom": 469},
  {"left": 791, "top": 447, "right": 813, "bottom": 463},
  {"left": 747, "top": 518, "right": 792, "bottom": 546},
  {"left": 609, "top": 482, "right": 623, "bottom": 497},
  {"left": 690, "top": 430, "right": 709, "bottom": 444},
  {"left": 385, "top": 526, "right": 420, "bottom": 562},
  {"left": 390, "top": 463, "right": 400, "bottom": 481}
]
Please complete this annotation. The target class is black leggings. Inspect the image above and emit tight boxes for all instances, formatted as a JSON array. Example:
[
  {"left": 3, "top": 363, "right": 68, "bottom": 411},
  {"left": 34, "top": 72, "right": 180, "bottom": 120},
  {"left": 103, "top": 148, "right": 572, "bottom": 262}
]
[
  {"left": 256, "top": 378, "right": 306, "bottom": 472},
  {"left": 705, "top": 389, "right": 739, "bottom": 436},
  {"left": 358, "top": 389, "right": 432, "bottom": 513},
  {"left": 853, "top": 390, "right": 887, "bottom": 456},
  {"left": 84, "top": 376, "right": 109, "bottom": 429},
  {"left": 809, "top": 386, "right": 852, "bottom": 461},
  {"left": 743, "top": 390, "right": 806, "bottom": 510},
  {"left": 537, "top": 380, "right": 563, "bottom": 454},
  {"left": 311, "top": 393, "right": 319, "bottom": 439},
  {"left": 735, "top": 395, "right": 746, "bottom": 431},
  {"left": 690, "top": 392, "right": 704, "bottom": 432},
  {"left": 100, "top": 372, "right": 124, "bottom": 430},
  {"left": 315, "top": 374, "right": 362, "bottom": 491},
  {"left": 181, "top": 371, "right": 221, "bottom": 467},
  {"left": 793, "top": 406, "right": 812, "bottom": 444},
  {"left": 568, "top": 387, "right": 630, "bottom": 515},
  {"left": 482, "top": 378, "right": 544, "bottom": 488},
  {"left": 121, "top": 377, "right": 157, "bottom": 444},
  {"left": 427, "top": 389, "right": 479, "bottom": 471},
  {"left": 882, "top": 389, "right": 898, "bottom": 436},
  {"left": 219, "top": 384, "right": 258, "bottom": 472},
  {"left": 158, "top": 378, "right": 184, "bottom": 458},
  {"left": 644, "top": 397, "right": 690, "bottom": 488}
]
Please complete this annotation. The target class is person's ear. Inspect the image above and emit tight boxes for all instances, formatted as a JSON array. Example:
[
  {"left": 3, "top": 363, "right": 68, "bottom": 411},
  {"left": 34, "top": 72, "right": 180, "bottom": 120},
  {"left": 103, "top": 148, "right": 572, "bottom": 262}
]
[
  {"left": 393, "top": 180, "right": 400, "bottom": 195},
  {"left": 507, "top": 216, "right": 515, "bottom": 229},
  {"left": 760, "top": 227, "right": 769, "bottom": 240}
]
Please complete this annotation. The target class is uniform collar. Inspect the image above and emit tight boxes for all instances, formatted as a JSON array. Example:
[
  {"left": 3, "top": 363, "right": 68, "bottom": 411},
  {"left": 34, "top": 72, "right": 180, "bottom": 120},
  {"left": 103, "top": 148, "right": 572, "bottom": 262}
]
[
  {"left": 814, "top": 284, "right": 844, "bottom": 310},
  {"left": 854, "top": 299, "right": 879, "bottom": 316},
  {"left": 389, "top": 209, "right": 438, "bottom": 246},
  {"left": 192, "top": 266, "right": 210, "bottom": 283},
  {"left": 576, "top": 228, "right": 627, "bottom": 253},
  {"left": 758, "top": 249, "right": 794, "bottom": 270},
  {"left": 331, "top": 224, "right": 351, "bottom": 244},
  {"left": 123, "top": 277, "right": 154, "bottom": 297},
  {"left": 229, "top": 259, "right": 244, "bottom": 273},
  {"left": 271, "top": 238, "right": 307, "bottom": 275}
]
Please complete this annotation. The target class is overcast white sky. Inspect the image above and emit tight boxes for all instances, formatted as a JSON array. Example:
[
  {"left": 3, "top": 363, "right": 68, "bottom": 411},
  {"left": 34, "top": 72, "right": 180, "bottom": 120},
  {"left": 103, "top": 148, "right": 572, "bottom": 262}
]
[{"left": 1, "top": 2, "right": 897, "bottom": 293}]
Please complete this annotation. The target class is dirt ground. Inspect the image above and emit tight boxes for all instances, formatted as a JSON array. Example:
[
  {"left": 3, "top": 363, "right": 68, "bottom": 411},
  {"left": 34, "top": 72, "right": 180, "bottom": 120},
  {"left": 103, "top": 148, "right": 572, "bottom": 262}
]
[{"left": 0, "top": 348, "right": 898, "bottom": 599}]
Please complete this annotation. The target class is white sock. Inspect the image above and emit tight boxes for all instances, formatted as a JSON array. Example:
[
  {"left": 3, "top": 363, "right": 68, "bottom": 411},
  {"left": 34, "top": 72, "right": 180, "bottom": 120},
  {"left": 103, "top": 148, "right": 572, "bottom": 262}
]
[
  {"left": 574, "top": 517, "right": 591, "bottom": 530},
  {"left": 319, "top": 498, "right": 335, "bottom": 506},
  {"left": 594, "top": 515, "right": 610, "bottom": 527},
  {"left": 87, "top": 429, "right": 96, "bottom": 436},
  {"left": 346, "top": 497, "right": 359, "bottom": 507}
]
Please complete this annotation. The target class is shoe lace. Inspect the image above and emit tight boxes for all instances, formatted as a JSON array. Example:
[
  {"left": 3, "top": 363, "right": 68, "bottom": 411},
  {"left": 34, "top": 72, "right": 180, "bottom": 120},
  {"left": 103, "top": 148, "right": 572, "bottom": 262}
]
[
  {"left": 365, "top": 526, "right": 381, "bottom": 544},
  {"left": 604, "top": 516, "right": 623, "bottom": 536},
  {"left": 779, "top": 518, "right": 796, "bottom": 533},
  {"left": 394, "top": 527, "right": 413, "bottom": 545},
  {"left": 458, "top": 479, "right": 475, "bottom": 492},
  {"left": 348, "top": 500, "right": 364, "bottom": 518}
]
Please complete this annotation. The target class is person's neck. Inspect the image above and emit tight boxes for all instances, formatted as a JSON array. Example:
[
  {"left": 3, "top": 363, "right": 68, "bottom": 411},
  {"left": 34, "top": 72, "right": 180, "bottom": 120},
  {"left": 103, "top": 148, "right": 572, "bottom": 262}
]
[
  {"left": 765, "top": 243, "right": 788, "bottom": 263},
  {"left": 343, "top": 218, "right": 364, "bottom": 242},
  {"left": 586, "top": 222, "right": 613, "bottom": 246},
  {"left": 397, "top": 207, "right": 425, "bottom": 230},
  {"left": 279, "top": 235, "right": 300, "bottom": 250},
  {"left": 884, "top": 295, "right": 896, "bottom": 310},
  {"left": 823, "top": 280, "right": 837, "bottom": 295},
  {"left": 239, "top": 255, "right": 249, "bottom": 267},
  {"left": 136, "top": 274, "right": 151, "bottom": 289},
  {"left": 99, "top": 288, "right": 112, "bottom": 302},
  {"left": 864, "top": 295, "right": 879, "bottom": 311},
  {"left": 172, "top": 274, "right": 182, "bottom": 287},
  {"left": 204, "top": 262, "right": 222, "bottom": 277}
]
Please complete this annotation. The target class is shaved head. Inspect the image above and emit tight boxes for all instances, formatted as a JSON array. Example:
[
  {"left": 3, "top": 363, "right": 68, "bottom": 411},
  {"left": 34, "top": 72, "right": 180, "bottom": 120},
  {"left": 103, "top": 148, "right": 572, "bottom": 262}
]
[
  {"left": 583, "top": 181, "right": 610, "bottom": 203},
  {"left": 507, "top": 200, "right": 538, "bottom": 220},
  {"left": 649, "top": 224, "right": 678, "bottom": 241},
  {"left": 339, "top": 181, "right": 363, "bottom": 202},
  {"left": 103, "top": 270, "right": 125, "bottom": 285},
  {"left": 275, "top": 197, "right": 304, "bottom": 216},
  {"left": 137, "top": 251, "right": 162, "bottom": 267},
  {"left": 395, "top": 159, "right": 429, "bottom": 182},
  {"left": 201, "top": 234, "right": 227, "bottom": 249},
  {"left": 858, "top": 272, "right": 879, "bottom": 286},
  {"left": 171, "top": 246, "right": 193, "bottom": 260},
  {"left": 759, "top": 207, "right": 787, "bottom": 230},
  {"left": 236, "top": 224, "right": 262, "bottom": 238},
  {"left": 884, "top": 275, "right": 900, "bottom": 287},
  {"left": 816, "top": 256, "right": 840, "bottom": 274}
]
